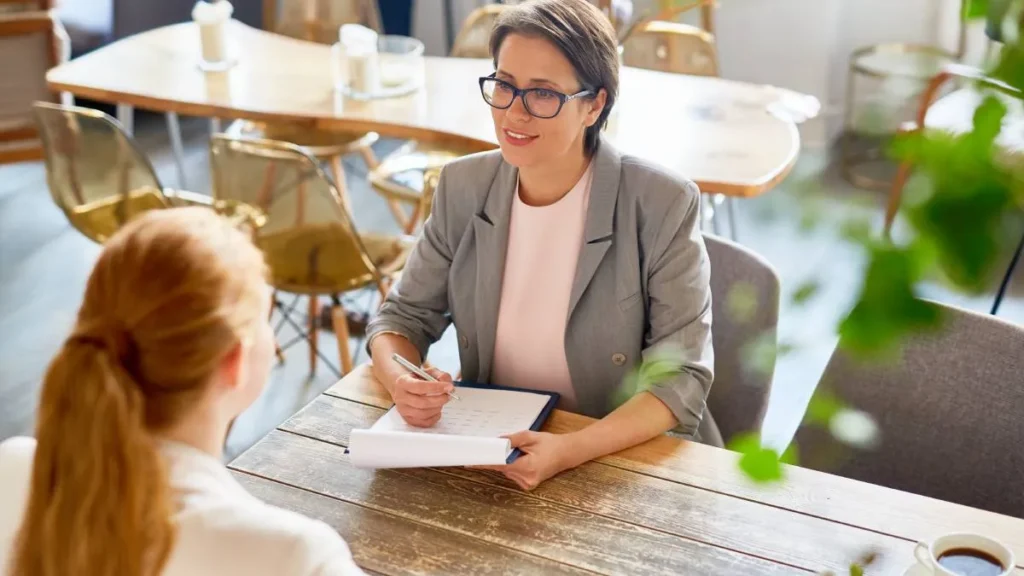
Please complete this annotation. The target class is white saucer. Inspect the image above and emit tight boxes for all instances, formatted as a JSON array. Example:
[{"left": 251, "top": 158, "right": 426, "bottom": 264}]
[{"left": 902, "top": 562, "right": 931, "bottom": 576}]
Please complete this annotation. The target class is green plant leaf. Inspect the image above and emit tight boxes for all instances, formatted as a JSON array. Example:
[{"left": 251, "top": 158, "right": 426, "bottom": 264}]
[
  {"left": 991, "top": 38, "right": 1024, "bottom": 92},
  {"left": 728, "top": 433, "right": 796, "bottom": 484},
  {"left": 791, "top": 280, "right": 820, "bottom": 304},
  {"left": 963, "top": 0, "right": 990, "bottom": 19},
  {"left": 838, "top": 243, "right": 944, "bottom": 358},
  {"left": 725, "top": 282, "right": 758, "bottom": 324},
  {"left": 804, "top": 389, "right": 845, "bottom": 427},
  {"left": 611, "top": 347, "right": 685, "bottom": 408}
]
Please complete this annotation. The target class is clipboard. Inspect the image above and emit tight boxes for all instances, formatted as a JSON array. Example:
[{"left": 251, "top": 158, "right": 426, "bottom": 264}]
[{"left": 345, "top": 382, "right": 560, "bottom": 468}]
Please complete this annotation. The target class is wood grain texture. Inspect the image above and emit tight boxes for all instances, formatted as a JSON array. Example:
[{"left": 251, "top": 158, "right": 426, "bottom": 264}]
[
  {"left": 233, "top": 472, "right": 596, "bottom": 575},
  {"left": 230, "top": 430, "right": 803, "bottom": 575},
  {"left": 281, "top": 392, "right": 916, "bottom": 575},
  {"left": 326, "top": 365, "right": 1024, "bottom": 569},
  {"left": 44, "top": 21, "right": 810, "bottom": 197}
]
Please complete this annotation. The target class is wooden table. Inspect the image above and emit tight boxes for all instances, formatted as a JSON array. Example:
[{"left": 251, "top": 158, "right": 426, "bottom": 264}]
[
  {"left": 45, "top": 21, "right": 818, "bottom": 197},
  {"left": 228, "top": 365, "right": 1024, "bottom": 576}
]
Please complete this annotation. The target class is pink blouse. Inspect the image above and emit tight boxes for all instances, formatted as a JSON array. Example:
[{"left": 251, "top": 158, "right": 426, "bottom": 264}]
[{"left": 490, "top": 163, "right": 593, "bottom": 411}]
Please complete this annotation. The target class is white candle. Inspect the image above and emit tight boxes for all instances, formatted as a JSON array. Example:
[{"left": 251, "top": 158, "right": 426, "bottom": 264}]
[{"left": 192, "top": 0, "right": 234, "bottom": 67}]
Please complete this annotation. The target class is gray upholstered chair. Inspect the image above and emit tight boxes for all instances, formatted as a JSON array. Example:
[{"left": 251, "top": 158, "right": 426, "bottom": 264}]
[
  {"left": 698, "top": 233, "right": 781, "bottom": 446},
  {"left": 794, "top": 300, "right": 1024, "bottom": 519}
]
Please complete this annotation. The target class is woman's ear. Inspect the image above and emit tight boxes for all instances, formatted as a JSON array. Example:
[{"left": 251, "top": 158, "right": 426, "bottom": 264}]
[
  {"left": 216, "top": 342, "right": 246, "bottom": 391},
  {"left": 585, "top": 88, "right": 608, "bottom": 127}
]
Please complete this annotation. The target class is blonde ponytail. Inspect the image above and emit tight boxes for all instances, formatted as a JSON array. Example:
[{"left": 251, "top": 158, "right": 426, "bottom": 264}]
[
  {"left": 10, "top": 207, "right": 267, "bottom": 576},
  {"left": 13, "top": 333, "right": 175, "bottom": 576}
]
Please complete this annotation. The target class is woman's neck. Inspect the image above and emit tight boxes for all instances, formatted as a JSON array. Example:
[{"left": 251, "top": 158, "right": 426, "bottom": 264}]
[
  {"left": 518, "top": 145, "right": 591, "bottom": 207},
  {"left": 158, "top": 402, "right": 231, "bottom": 460}
]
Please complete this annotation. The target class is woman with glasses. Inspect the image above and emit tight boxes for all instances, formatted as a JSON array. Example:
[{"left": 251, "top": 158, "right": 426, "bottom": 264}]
[{"left": 367, "top": 0, "right": 716, "bottom": 491}]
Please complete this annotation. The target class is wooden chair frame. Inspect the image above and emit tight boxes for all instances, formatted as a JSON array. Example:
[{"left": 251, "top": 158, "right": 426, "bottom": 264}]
[
  {"left": 621, "top": 0, "right": 715, "bottom": 43},
  {"left": 0, "top": 0, "right": 54, "bottom": 10},
  {"left": 262, "top": 0, "right": 382, "bottom": 41},
  {"left": 0, "top": 10, "right": 61, "bottom": 164},
  {"left": 885, "top": 64, "right": 1022, "bottom": 236}
]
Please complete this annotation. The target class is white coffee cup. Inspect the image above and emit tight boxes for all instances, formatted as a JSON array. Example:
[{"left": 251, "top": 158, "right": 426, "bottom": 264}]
[{"left": 914, "top": 533, "right": 1014, "bottom": 576}]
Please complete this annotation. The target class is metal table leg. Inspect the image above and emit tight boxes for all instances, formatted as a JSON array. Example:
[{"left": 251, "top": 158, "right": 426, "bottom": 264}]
[
  {"left": 116, "top": 103, "right": 134, "bottom": 135},
  {"left": 165, "top": 113, "right": 189, "bottom": 189}
]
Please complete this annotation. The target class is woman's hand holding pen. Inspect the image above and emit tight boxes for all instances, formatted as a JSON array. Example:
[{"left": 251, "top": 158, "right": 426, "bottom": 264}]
[{"left": 393, "top": 368, "right": 455, "bottom": 427}]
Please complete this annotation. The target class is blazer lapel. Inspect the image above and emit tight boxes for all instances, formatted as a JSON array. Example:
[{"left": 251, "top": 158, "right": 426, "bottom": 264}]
[
  {"left": 568, "top": 139, "right": 622, "bottom": 321},
  {"left": 472, "top": 160, "right": 517, "bottom": 381}
]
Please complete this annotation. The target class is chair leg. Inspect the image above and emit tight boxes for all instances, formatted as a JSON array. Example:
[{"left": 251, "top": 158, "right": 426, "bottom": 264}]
[
  {"left": 329, "top": 155, "right": 354, "bottom": 215},
  {"left": 270, "top": 290, "right": 285, "bottom": 364},
  {"left": 165, "top": 113, "right": 189, "bottom": 190},
  {"left": 884, "top": 160, "right": 914, "bottom": 238},
  {"left": 725, "top": 196, "right": 738, "bottom": 242},
  {"left": 358, "top": 145, "right": 379, "bottom": 170},
  {"left": 991, "top": 231, "right": 1024, "bottom": 316},
  {"left": 331, "top": 300, "right": 354, "bottom": 375},
  {"left": 308, "top": 295, "right": 320, "bottom": 375},
  {"left": 710, "top": 195, "right": 723, "bottom": 236}
]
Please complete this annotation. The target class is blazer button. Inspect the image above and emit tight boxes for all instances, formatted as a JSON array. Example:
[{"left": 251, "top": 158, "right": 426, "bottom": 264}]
[
  {"left": 612, "top": 353, "right": 627, "bottom": 366},
  {"left": 459, "top": 334, "right": 469, "bottom": 349}
]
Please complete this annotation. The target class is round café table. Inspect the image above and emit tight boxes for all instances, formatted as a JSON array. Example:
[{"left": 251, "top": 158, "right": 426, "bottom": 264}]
[{"left": 46, "top": 20, "right": 819, "bottom": 200}]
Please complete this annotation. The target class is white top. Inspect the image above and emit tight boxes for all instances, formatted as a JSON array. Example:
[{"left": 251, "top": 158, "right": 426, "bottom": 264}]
[{"left": 0, "top": 437, "right": 365, "bottom": 576}]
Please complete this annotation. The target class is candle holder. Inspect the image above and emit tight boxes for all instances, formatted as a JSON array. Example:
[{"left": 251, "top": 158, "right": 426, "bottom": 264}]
[{"left": 332, "top": 35, "right": 424, "bottom": 100}]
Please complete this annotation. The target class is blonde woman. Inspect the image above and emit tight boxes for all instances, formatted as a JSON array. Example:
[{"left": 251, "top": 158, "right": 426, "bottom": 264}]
[{"left": 0, "top": 208, "right": 364, "bottom": 576}]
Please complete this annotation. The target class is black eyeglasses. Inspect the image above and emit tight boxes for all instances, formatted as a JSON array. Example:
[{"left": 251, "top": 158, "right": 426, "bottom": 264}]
[{"left": 478, "top": 74, "right": 595, "bottom": 119}]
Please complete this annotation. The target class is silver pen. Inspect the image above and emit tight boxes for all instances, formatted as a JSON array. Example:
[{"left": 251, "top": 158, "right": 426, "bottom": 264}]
[{"left": 391, "top": 353, "right": 461, "bottom": 401}]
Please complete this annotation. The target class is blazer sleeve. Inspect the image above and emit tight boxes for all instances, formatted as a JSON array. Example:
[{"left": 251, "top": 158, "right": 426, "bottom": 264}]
[
  {"left": 364, "top": 167, "right": 455, "bottom": 359},
  {"left": 643, "top": 180, "right": 715, "bottom": 436}
]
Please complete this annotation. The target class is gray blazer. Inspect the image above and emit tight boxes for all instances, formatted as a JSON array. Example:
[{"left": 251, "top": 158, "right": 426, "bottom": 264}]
[{"left": 366, "top": 137, "right": 718, "bottom": 441}]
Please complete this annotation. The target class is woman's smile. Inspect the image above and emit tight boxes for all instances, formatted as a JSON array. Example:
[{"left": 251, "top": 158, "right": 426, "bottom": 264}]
[{"left": 502, "top": 127, "right": 539, "bottom": 146}]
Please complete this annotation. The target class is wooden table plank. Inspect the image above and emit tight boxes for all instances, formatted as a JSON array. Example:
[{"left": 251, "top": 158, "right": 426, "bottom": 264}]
[
  {"left": 326, "top": 365, "right": 1024, "bottom": 569},
  {"left": 230, "top": 430, "right": 805, "bottom": 576},
  {"left": 232, "top": 472, "right": 593, "bottom": 576},
  {"left": 282, "top": 392, "right": 916, "bottom": 575},
  {"left": 45, "top": 21, "right": 817, "bottom": 197}
]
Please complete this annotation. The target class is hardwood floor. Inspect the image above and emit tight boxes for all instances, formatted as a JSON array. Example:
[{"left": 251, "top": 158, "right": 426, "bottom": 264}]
[{"left": 1, "top": 111, "right": 1020, "bottom": 461}]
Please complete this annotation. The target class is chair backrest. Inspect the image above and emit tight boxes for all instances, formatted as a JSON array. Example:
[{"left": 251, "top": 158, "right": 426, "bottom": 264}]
[
  {"left": 450, "top": 4, "right": 508, "bottom": 59},
  {"left": 32, "top": 102, "right": 169, "bottom": 243},
  {"left": 703, "top": 233, "right": 780, "bottom": 443},
  {"left": 620, "top": 20, "right": 718, "bottom": 77},
  {"left": 209, "top": 134, "right": 386, "bottom": 294},
  {"left": 0, "top": 10, "right": 60, "bottom": 164},
  {"left": 264, "top": 0, "right": 381, "bottom": 44},
  {"left": 794, "top": 301, "right": 1024, "bottom": 518},
  {"left": 0, "top": 0, "right": 52, "bottom": 13}
]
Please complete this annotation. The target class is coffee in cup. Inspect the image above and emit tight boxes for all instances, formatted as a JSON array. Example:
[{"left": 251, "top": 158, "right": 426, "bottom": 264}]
[{"left": 914, "top": 533, "right": 1014, "bottom": 576}]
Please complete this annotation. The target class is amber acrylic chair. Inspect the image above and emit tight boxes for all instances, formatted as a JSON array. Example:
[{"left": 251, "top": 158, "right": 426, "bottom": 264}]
[
  {"left": 32, "top": 102, "right": 214, "bottom": 243},
  {"left": 209, "top": 134, "right": 414, "bottom": 376},
  {"left": 229, "top": 0, "right": 384, "bottom": 212}
]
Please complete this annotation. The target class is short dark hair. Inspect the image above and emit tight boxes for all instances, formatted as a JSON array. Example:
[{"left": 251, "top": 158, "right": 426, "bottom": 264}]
[{"left": 489, "top": 0, "right": 619, "bottom": 156}]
